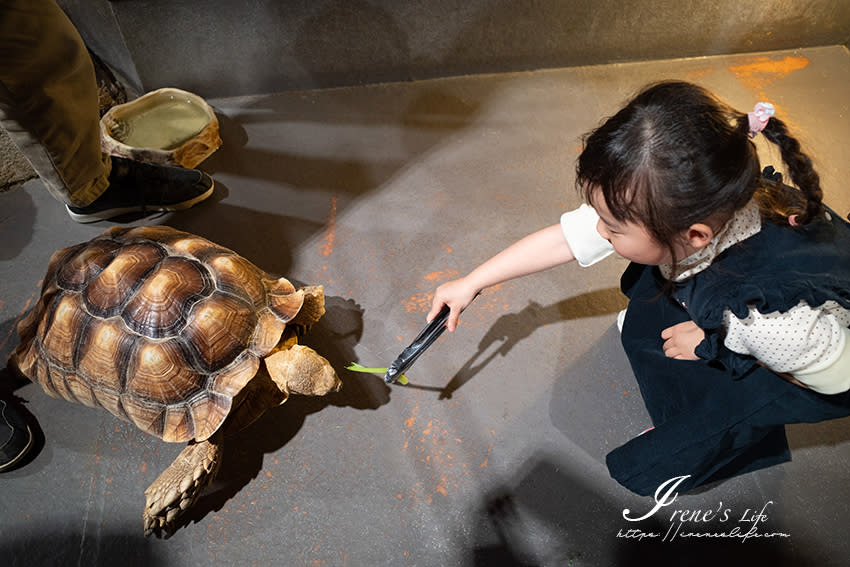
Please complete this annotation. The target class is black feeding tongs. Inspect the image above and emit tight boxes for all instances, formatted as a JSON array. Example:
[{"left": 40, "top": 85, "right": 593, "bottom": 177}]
[{"left": 384, "top": 293, "right": 478, "bottom": 384}]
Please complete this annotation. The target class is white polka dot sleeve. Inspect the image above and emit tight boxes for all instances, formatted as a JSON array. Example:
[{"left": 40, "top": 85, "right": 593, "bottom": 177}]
[{"left": 723, "top": 300, "right": 850, "bottom": 393}]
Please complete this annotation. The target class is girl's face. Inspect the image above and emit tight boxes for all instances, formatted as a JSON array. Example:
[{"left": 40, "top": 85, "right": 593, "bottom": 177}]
[{"left": 591, "top": 193, "right": 675, "bottom": 265}]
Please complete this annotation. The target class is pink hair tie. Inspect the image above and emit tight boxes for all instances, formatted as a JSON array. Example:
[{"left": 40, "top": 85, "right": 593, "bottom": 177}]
[{"left": 748, "top": 102, "right": 775, "bottom": 138}]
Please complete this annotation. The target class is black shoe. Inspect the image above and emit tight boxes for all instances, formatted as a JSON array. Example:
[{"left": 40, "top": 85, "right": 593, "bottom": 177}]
[
  {"left": 66, "top": 156, "right": 214, "bottom": 223},
  {"left": 0, "top": 397, "right": 34, "bottom": 472}
]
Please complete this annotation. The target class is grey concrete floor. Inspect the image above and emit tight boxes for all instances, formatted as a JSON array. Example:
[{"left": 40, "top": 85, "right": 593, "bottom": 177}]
[{"left": 2, "top": 45, "right": 850, "bottom": 566}]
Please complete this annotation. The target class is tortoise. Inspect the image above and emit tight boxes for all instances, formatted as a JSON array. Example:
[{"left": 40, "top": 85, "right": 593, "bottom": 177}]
[{"left": 9, "top": 225, "right": 341, "bottom": 537}]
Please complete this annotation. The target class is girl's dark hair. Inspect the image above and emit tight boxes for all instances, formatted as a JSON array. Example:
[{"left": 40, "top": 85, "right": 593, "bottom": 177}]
[{"left": 576, "top": 81, "right": 823, "bottom": 270}]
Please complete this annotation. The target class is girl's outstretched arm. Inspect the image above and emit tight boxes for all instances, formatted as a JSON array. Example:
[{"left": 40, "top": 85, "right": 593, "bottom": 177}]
[{"left": 428, "top": 224, "right": 576, "bottom": 331}]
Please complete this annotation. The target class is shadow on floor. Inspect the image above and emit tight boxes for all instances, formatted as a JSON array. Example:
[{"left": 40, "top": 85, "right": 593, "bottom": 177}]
[
  {"left": 440, "top": 288, "right": 628, "bottom": 398},
  {"left": 463, "top": 451, "right": 814, "bottom": 566},
  {"left": 0, "top": 525, "right": 171, "bottom": 567}
]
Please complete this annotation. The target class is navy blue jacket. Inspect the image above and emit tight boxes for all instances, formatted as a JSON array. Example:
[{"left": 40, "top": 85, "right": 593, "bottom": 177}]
[
  {"left": 676, "top": 208, "right": 850, "bottom": 377},
  {"left": 606, "top": 208, "right": 850, "bottom": 496}
]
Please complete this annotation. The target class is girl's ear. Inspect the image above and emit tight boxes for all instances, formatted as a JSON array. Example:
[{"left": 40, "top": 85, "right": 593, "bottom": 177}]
[{"left": 684, "top": 223, "right": 715, "bottom": 250}]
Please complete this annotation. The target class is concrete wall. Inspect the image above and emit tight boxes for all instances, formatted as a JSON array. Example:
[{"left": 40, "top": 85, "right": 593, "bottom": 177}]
[
  {"left": 57, "top": 0, "right": 143, "bottom": 97},
  {"left": 62, "top": 0, "right": 850, "bottom": 99}
]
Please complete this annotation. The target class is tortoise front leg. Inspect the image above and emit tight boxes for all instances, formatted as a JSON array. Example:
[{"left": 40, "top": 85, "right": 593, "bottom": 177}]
[{"left": 143, "top": 433, "right": 223, "bottom": 538}]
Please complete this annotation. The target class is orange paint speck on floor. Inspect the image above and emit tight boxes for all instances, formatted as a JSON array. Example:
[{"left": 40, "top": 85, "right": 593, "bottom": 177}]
[
  {"left": 404, "top": 292, "right": 434, "bottom": 313},
  {"left": 480, "top": 442, "right": 494, "bottom": 468},
  {"left": 423, "top": 269, "right": 459, "bottom": 282},
  {"left": 684, "top": 67, "right": 716, "bottom": 81},
  {"left": 728, "top": 55, "right": 810, "bottom": 92},
  {"left": 318, "top": 196, "right": 338, "bottom": 257}
]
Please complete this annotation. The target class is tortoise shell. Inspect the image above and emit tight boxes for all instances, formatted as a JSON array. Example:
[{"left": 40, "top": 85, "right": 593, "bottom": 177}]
[{"left": 13, "top": 225, "right": 309, "bottom": 443}]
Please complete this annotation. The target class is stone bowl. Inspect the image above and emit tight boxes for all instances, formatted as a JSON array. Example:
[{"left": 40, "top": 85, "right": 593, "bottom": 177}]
[{"left": 100, "top": 87, "right": 221, "bottom": 169}]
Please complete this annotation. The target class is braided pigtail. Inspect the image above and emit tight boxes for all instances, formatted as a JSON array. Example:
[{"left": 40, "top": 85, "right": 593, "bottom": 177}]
[{"left": 760, "top": 116, "right": 824, "bottom": 224}]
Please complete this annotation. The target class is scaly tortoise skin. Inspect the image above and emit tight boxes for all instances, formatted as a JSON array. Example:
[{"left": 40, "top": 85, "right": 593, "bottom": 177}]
[{"left": 10, "top": 225, "right": 341, "bottom": 537}]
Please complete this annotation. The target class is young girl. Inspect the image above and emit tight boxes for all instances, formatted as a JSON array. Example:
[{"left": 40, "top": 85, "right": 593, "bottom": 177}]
[{"left": 428, "top": 81, "right": 850, "bottom": 496}]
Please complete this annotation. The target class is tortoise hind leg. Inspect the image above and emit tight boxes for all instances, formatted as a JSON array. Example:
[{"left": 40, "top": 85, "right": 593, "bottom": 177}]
[{"left": 143, "top": 434, "right": 223, "bottom": 538}]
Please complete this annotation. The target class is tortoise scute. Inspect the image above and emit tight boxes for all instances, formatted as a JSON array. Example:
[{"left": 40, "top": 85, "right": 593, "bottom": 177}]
[
  {"left": 46, "top": 365, "right": 76, "bottom": 401},
  {"left": 20, "top": 344, "right": 98, "bottom": 409},
  {"left": 83, "top": 243, "right": 164, "bottom": 319},
  {"left": 160, "top": 405, "right": 196, "bottom": 444},
  {"left": 208, "top": 254, "right": 268, "bottom": 308},
  {"left": 122, "top": 257, "right": 213, "bottom": 338},
  {"left": 185, "top": 392, "right": 232, "bottom": 442},
  {"left": 14, "top": 281, "right": 63, "bottom": 351},
  {"left": 92, "top": 382, "right": 125, "bottom": 419},
  {"left": 122, "top": 397, "right": 170, "bottom": 440},
  {"left": 76, "top": 317, "right": 135, "bottom": 395},
  {"left": 100, "top": 225, "right": 133, "bottom": 240},
  {"left": 55, "top": 239, "right": 121, "bottom": 291},
  {"left": 120, "top": 225, "right": 191, "bottom": 245},
  {"left": 210, "top": 353, "right": 260, "bottom": 399},
  {"left": 39, "top": 293, "right": 90, "bottom": 369},
  {"left": 249, "top": 309, "right": 287, "bottom": 356},
  {"left": 183, "top": 293, "right": 258, "bottom": 372},
  {"left": 65, "top": 371, "right": 97, "bottom": 407},
  {"left": 42, "top": 242, "right": 86, "bottom": 288},
  {"left": 266, "top": 284, "right": 305, "bottom": 323},
  {"left": 264, "top": 277, "right": 296, "bottom": 297},
  {"left": 14, "top": 345, "right": 63, "bottom": 399},
  {"left": 168, "top": 234, "right": 231, "bottom": 262},
  {"left": 129, "top": 340, "right": 205, "bottom": 406},
  {"left": 141, "top": 390, "right": 233, "bottom": 443}
]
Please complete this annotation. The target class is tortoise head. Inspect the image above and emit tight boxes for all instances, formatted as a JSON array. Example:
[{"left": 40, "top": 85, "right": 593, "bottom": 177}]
[{"left": 263, "top": 331, "right": 341, "bottom": 397}]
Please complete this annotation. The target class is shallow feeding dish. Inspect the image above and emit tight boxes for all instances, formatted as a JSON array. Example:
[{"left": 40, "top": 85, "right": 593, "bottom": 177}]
[{"left": 100, "top": 87, "right": 222, "bottom": 169}]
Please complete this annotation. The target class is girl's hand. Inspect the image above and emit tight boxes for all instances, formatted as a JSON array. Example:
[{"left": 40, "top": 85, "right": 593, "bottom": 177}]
[
  {"left": 427, "top": 278, "right": 479, "bottom": 332},
  {"left": 661, "top": 321, "right": 705, "bottom": 360}
]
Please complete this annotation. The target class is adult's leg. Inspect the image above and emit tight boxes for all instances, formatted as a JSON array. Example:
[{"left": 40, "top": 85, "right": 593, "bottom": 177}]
[{"left": 0, "top": 0, "right": 109, "bottom": 207}]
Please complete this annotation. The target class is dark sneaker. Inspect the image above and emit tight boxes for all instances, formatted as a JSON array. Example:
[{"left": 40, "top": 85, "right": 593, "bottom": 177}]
[
  {"left": 0, "top": 397, "right": 34, "bottom": 472},
  {"left": 66, "top": 156, "right": 214, "bottom": 223}
]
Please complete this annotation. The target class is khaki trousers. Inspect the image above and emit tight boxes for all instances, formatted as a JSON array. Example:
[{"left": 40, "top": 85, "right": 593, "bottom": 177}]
[{"left": 0, "top": 0, "right": 110, "bottom": 207}]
